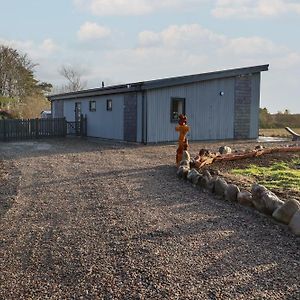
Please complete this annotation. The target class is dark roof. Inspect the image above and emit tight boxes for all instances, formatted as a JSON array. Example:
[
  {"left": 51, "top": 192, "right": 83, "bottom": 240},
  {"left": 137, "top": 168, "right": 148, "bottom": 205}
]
[{"left": 48, "top": 64, "right": 269, "bottom": 101}]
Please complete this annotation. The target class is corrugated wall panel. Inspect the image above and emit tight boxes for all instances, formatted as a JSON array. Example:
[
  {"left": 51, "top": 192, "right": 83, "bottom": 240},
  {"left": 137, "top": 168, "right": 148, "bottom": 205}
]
[
  {"left": 63, "top": 94, "right": 124, "bottom": 140},
  {"left": 136, "top": 92, "right": 143, "bottom": 143},
  {"left": 250, "top": 73, "right": 261, "bottom": 139},
  {"left": 146, "top": 78, "right": 235, "bottom": 143}
]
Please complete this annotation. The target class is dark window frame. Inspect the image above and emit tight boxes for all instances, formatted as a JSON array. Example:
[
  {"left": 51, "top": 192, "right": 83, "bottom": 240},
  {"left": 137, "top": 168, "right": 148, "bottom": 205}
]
[
  {"left": 107, "top": 99, "right": 112, "bottom": 111},
  {"left": 89, "top": 100, "right": 96, "bottom": 112},
  {"left": 170, "top": 97, "right": 186, "bottom": 122}
]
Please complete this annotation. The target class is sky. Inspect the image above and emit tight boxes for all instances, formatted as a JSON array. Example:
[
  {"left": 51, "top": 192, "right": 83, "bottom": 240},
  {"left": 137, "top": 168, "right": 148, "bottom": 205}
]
[{"left": 1, "top": 0, "right": 300, "bottom": 113}]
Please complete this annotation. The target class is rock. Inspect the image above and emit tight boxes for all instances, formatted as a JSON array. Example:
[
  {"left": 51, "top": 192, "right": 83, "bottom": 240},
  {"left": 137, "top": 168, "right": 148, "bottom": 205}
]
[
  {"left": 219, "top": 146, "right": 232, "bottom": 155},
  {"left": 272, "top": 199, "right": 300, "bottom": 224},
  {"left": 214, "top": 178, "right": 228, "bottom": 198},
  {"left": 202, "top": 170, "right": 212, "bottom": 181},
  {"left": 179, "top": 159, "right": 190, "bottom": 167},
  {"left": 197, "top": 175, "right": 209, "bottom": 190},
  {"left": 187, "top": 169, "right": 201, "bottom": 185},
  {"left": 255, "top": 145, "right": 264, "bottom": 150},
  {"left": 177, "top": 166, "right": 189, "bottom": 179},
  {"left": 237, "top": 191, "right": 253, "bottom": 207},
  {"left": 251, "top": 184, "right": 284, "bottom": 215},
  {"left": 225, "top": 184, "right": 240, "bottom": 202},
  {"left": 206, "top": 176, "right": 218, "bottom": 193},
  {"left": 288, "top": 210, "right": 300, "bottom": 236},
  {"left": 182, "top": 150, "right": 191, "bottom": 161}
]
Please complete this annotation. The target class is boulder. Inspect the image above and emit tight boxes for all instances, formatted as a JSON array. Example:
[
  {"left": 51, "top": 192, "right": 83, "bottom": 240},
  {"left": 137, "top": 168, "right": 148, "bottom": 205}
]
[
  {"left": 272, "top": 199, "right": 300, "bottom": 224},
  {"left": 202, "top": 170, "right": 212, "bottom": 181},
  {"left": 197, "top": 175, "right": 209, "bottom": 190},
  {"left": 237, "top": 191, "right": 253, "bottom": 207},
  {"left": 219, "top": 146, "right": 232, "bottom": 155},
  {"left": 182, "top": 150, "right": 191, "bottom": 162},
  {"left": 225, "top": 184, "right": 240, "bottom": 202},
  {"left": 251, "top": 184, "right": 284, "bottom": 215},
  {"left": 187, "top": 169, "right": 201, "bottom": 185},
  {"left": 289, "top": 210, "right": 300, "bottom": 236},
  {"left": 177, "top": 166, "right": 189, "bottom": 179},
  {"left": 255, "top": 145, "right": 264, "bottom": 150},
  {"left": 214, "top": 178, "right": 228, "bottom": 198},
  {"left": 179, "top": 159, "right": 190, "bottom": 167},
  {"left": 207, "top": 176, "right": 218, "bottom": 193}
]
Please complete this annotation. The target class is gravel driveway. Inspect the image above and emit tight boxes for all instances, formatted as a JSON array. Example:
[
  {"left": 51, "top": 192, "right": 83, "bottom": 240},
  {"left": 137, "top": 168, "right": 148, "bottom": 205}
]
[{"left": 0, "top": 138, "right": 299, "bottom": 299}]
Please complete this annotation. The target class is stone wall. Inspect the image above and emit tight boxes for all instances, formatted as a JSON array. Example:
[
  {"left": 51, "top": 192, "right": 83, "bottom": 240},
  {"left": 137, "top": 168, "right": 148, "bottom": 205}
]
[
  {"left": 124, "top": 93, "right": 137, "bottom": 142},
  {"left": 234, "top": 75, "right": 252, "bottom": 139}
]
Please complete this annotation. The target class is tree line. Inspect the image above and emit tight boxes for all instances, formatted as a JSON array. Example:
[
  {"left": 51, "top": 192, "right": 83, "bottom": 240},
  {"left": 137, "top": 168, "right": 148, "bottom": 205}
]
[
  {"left": 0, "top": 45, "right": 52, "bottom": 119},
  {"left": 0, "top": 45, "right": 86, "bottom": 119},
  {"left": 259, "top": 108, "right": 300, "bottom": 129}
]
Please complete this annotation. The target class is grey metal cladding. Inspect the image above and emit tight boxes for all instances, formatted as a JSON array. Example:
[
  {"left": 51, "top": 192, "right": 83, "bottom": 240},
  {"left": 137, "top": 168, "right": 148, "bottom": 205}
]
[
  {"left": 146, "top": 77, "right": 236, "bottom": 143},
  {"left": 48, "top": 64, "right": 268, "bottom": 101}
]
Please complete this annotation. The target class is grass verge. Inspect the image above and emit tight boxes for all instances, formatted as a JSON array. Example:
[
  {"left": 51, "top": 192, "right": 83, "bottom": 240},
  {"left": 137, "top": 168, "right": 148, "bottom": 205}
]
[{"left": 231, "top": 158, "right": 300, "bottom": 191}]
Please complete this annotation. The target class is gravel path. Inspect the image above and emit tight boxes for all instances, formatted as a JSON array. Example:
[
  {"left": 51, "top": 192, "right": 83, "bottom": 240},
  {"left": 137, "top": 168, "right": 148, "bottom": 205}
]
[{"left": 0, "top": 139, "right": 299, "bottom": 299}]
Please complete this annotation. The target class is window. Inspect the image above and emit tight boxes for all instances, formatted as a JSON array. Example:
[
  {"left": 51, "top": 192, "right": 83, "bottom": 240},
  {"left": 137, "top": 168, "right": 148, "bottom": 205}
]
[
  {"left": 107, "top": 99, "right": 112, "bottom": 111},
  {"left": 171, "top": 97, "right": 185, "bottom": 122},
  {"left": 89, "top": 101, "right": 96, "bottom": 112}
]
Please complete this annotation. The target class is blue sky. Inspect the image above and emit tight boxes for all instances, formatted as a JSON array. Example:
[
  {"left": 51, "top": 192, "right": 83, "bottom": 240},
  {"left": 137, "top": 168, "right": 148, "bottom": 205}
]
[{"left": 1, "top": 0, "right": 300, "bottom": 113}]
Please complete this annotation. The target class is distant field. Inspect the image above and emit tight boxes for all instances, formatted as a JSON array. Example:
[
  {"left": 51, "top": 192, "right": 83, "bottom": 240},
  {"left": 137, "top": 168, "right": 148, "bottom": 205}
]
[{"left": 259, "top": 128, "right": 300, "bottom": 138}]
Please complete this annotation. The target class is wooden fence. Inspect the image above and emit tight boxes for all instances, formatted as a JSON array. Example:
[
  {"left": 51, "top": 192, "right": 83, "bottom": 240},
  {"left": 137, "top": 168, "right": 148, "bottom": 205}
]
[
  {"left": 0, "top": 118, "right": 67, "bottom": 141},
  {"left": 0, "top": 117, "right": 87, "bottom": 142}
]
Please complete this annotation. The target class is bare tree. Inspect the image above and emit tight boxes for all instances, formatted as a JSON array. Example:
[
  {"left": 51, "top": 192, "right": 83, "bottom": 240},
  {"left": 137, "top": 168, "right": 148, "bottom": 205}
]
[{"left": 59, "top": 65, "right": 87, "bottom": 92}]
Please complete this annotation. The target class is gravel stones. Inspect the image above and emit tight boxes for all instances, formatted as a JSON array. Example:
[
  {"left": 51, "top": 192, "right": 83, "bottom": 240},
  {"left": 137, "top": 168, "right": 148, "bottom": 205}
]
[
  {"left": 272, "top": 199, "right": 300, "bottom": 224},
  {"left": 1, "top": 139, "right": 300, "bottom": 299}
]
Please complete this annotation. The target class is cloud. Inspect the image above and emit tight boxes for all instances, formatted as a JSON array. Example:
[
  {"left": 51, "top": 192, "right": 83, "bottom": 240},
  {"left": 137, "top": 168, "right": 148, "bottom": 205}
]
[
  {"left": 73, "top": 0, "right": 205, "bottom": 16},
  {"left": 77, "top": 22, "right": 111, "bottom": 41},
  {"left": 3, "top": 21, "right": 300, "bottom": 112},
  {"left": 138, "top": 24, "right": 226, "bottom": 52},
  {"left": 40, "top": 39, "right": 59, "bottom": 54},
  {"left": 212, "top": 0, "right": 300, "bottom": 18},
  {"left": 0, "top": 38, "right": 59, "bottom": 59}
]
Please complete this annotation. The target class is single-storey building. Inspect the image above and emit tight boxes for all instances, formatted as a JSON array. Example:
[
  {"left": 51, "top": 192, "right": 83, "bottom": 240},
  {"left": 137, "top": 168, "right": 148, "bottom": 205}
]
[{"left": 49, "top": 64, "right": 269, "bottom": 143}]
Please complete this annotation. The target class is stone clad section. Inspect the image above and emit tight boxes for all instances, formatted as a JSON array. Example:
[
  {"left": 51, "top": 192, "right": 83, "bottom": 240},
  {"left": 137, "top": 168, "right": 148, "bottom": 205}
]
[
  {"left": 234, "top": 75, "right": 252, "bottom": 139},
  {"left": 124, "top": 93, "right": 137, "bottom": 142}
]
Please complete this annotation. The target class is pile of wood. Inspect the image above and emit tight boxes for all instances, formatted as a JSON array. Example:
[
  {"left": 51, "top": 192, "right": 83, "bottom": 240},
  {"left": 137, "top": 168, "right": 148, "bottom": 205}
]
[{"left": 194, "top": 146, "right": 300, "bottom": 169}]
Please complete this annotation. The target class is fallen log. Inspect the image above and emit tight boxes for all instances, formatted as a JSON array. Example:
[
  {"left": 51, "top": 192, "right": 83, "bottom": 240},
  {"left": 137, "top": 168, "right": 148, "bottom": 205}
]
[{"left": 194, "top": 147, "right": 300, "bottom": 169}]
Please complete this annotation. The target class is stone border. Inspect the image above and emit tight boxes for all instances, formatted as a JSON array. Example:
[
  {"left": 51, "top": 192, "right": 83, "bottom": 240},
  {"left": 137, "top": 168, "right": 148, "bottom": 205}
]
[{"left": 177, "top": 151, "right": 300, "bottom": 236}]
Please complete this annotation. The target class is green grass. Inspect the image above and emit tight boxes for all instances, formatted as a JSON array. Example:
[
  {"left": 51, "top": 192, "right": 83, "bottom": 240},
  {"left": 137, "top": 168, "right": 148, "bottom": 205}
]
[{"left": 231, "top": 159, "right": 300, "bottom": 191}]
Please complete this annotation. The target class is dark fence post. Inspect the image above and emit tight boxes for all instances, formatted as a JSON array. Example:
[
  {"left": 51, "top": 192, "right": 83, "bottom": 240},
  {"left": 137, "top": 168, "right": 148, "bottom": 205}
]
[
  {"left": 35, "top": 118, "right": 39, "bottom": 139},
  {"left": 3, "top": 119, "right": 7, "bottom": 141},
  {"left": 80, "top": 115, "right": 83, "bottom": 137},
  {"left": 84, "top": 116, "right": 87, "bottom": 137},
  {"left": 63, "top": 117, "right": 67, "bottom": 137}
]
